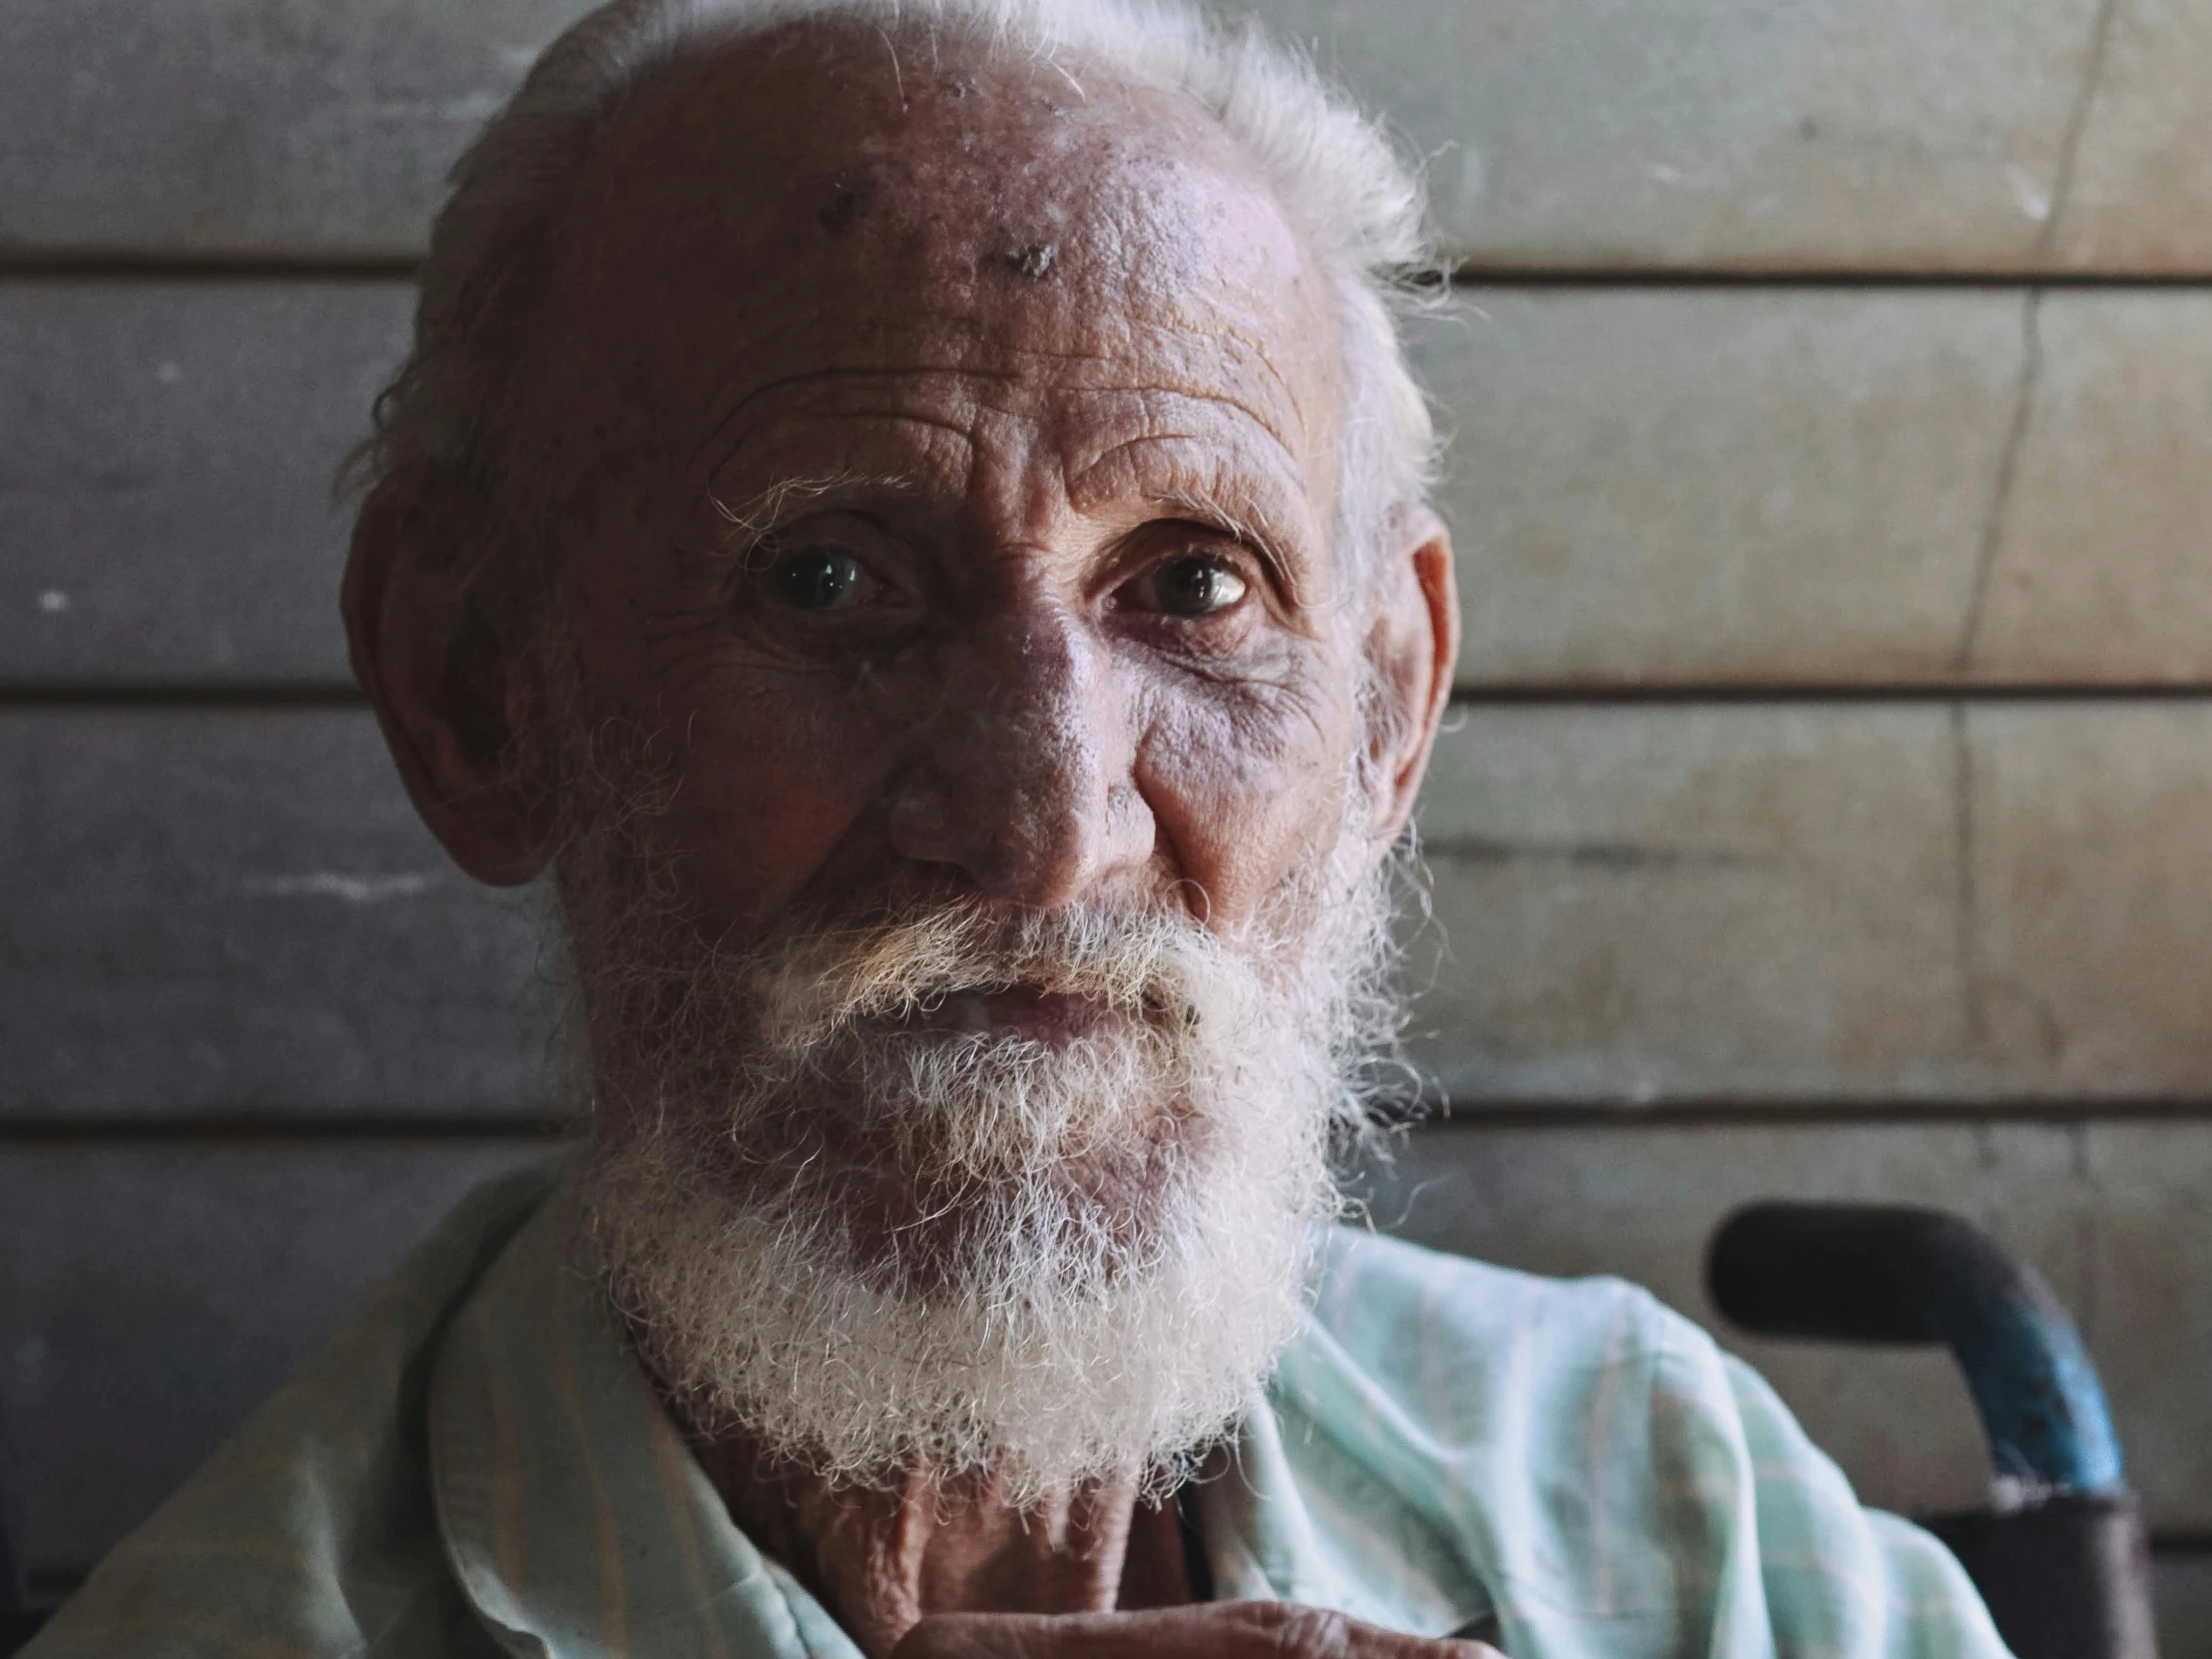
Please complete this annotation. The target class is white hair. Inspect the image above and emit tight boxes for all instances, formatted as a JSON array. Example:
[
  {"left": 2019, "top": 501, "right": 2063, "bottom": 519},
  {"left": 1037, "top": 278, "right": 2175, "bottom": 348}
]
[
  {"left": 357, "top": 0, "right": 1439, "bottom": 596},
  {"left": 563, "top": 751, "right": 1403, "bottom": 1499}
]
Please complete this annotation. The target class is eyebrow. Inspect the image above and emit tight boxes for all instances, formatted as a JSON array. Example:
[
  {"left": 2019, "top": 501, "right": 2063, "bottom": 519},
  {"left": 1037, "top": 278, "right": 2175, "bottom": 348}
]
[
  {"left": 1150, "top": 487, "right": 1316, "bottom": 610},
  {"left": 704, "top": 469, "right": 920, "bottom": 552}
]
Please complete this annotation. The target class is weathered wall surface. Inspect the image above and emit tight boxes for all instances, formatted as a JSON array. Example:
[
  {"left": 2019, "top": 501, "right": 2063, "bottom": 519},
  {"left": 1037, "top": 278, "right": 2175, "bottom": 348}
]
[{"left": 4, "top": 0, "right": 2212, "bottom": 1650}]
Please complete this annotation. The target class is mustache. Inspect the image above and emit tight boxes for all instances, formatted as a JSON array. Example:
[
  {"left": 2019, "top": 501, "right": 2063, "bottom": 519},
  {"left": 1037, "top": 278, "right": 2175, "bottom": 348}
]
[{"left": 744, "top": 897, "right": 1248, "bottom": 1058}]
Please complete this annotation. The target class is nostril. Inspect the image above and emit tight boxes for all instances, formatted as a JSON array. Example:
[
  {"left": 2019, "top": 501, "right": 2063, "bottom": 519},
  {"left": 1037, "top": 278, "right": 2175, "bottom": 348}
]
[{"left": 885, "top": 775, "right": 964, "bottom": 869}]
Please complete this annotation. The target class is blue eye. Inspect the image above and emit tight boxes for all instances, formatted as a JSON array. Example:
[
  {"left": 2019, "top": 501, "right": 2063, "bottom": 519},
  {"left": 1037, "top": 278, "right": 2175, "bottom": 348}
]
[
  {"left": 764, "top": 548, "right": 878, "bottom": 611},
  {"left": 1152, "top": 555, "right": 1249, "bottom": 617}
]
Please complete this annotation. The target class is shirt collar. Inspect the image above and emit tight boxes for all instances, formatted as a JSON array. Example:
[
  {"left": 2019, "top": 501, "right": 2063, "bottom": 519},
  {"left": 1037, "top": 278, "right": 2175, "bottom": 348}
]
[
  {"left": 424, "top": 1184, "right": 1484, "bottom": 1655},
  {"left": 426, "top": 1185, "right": 862, "bottom": 1659}
]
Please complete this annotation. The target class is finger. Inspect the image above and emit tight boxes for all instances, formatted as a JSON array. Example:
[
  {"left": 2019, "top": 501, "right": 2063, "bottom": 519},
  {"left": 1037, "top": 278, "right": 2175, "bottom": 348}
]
[{"left": 890, "top": 1602, "right": 1505, "bottom": 1659}]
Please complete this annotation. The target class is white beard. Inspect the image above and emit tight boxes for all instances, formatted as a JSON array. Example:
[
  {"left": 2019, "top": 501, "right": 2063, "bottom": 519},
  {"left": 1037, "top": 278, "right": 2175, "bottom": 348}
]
[{"left": 560, "top": 770, "right": 1400, "bottom": 1502}]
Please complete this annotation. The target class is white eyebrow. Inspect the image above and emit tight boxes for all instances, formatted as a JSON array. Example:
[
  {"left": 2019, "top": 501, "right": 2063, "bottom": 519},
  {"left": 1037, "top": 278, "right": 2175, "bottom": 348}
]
[
  {"left": 707, "top": 470, "right": 918, "bottom": 549},
  {"left": 1156, "top": 489, "right": 1272, "bottom": 550},
  {"left": 1154, "top": 488, "right": 1314, "bottom": 607}
]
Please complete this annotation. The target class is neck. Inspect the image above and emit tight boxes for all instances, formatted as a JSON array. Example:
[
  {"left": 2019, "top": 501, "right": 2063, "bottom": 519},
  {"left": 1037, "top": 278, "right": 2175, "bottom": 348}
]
[{"left": 697, "top": 1439, "right": 1197, "bottom": 1656}]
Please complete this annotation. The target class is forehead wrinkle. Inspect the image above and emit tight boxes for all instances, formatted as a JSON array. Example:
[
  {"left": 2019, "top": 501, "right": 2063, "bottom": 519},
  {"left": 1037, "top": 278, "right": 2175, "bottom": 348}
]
[
  {"left": 706, "top": 404, "right": 985, "bottom": 481},
  {"left": 681, "top": 380, "right": 1312, "bottom": 558},
  {"left": 686, "top": 348, "right": 1300, "bottom": 464},
  {"left": 670, "top": 293, "right": 1317, "bottom": 478},
  {"left": 683, "top": 363, "right": 1009, "bottom": 484},
  {"left": 1063, "top": 427, "right": 1313, "bottom": 525}
]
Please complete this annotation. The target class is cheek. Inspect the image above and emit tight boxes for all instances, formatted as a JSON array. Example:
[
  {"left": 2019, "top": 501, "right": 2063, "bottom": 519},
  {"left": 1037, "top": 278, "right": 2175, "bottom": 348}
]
[
  {"left": 581, "top": 629, "right": 918, "bottom": 935},
  {"left": 1132, "top": 659, "right": 1358, "bottom": 927},
  {"left": 660, "top": 721, "right": 870, "bottom": 926}
]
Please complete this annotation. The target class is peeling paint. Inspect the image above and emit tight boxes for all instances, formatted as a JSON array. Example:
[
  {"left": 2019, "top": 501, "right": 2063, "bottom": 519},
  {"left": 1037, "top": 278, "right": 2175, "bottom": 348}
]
[
  {"left": 244, "top": 871, "right": 439, "bottom": 903},
  {"left": 2007, "top": 165, "right": 2053, "bottom": 224}
]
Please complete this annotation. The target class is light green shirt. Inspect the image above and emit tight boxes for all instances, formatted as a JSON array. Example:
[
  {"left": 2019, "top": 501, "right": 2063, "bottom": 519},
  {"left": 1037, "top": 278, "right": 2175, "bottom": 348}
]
[{"left": 24, "top": 1163, "right": 2011, "bottom": 1659}]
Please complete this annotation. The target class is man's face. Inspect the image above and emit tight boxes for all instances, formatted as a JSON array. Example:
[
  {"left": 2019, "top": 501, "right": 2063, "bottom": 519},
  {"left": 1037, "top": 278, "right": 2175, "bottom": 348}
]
[
  {"left": 529, "top": 24, "right": 1364, "bottom": 969},
  {"left": 366, "top": 23, "right": 1447, "bottom": 1494}
]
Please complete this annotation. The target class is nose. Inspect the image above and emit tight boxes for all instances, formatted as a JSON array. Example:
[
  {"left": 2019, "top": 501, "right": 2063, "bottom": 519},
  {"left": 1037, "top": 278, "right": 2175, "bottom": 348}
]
[{"left": 885, "top": 602, "right": 1153, "bottom": 908}]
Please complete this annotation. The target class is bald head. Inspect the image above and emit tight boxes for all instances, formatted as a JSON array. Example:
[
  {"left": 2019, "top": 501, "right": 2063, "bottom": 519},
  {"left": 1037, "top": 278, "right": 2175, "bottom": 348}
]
[
  {"left": 510, "top": 21, "right": 1347, "bottom": 567},
  {"left": 346, "top": 2, "right": 1456, "bottom": 910}
]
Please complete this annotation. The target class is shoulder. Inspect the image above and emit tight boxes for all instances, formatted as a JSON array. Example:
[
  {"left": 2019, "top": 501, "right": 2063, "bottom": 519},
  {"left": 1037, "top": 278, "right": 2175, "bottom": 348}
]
[
  {"left": 17, "top": 1164, "right": 559, "bottom": 1659},
  {"left": 1279, "top": 1228, "right": 2008, "bottom": 1655},
  {"left": 1292, "top": 1225, "right": 1732, "bottom": 1494},
  {"left": 1305, "top": 1223, "right": 1706, "bottom": 1397}
]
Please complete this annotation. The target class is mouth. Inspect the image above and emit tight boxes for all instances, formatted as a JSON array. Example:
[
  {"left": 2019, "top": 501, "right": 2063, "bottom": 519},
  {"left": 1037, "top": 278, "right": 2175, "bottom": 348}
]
[{"left": 910, "top": 984, "right": 1127, "bottom": 1041}]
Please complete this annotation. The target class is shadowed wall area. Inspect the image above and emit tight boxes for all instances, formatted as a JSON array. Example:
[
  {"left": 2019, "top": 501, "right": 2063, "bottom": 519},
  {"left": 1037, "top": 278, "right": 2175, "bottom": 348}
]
[{"left": 5, "top": 0, "right": 2212, "bottom": 1646}]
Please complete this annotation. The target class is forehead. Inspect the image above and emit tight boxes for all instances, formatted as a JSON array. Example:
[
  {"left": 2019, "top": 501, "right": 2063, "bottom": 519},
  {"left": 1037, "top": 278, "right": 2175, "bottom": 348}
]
[{"left": 530, "top": 20, "right": 1345, "bottom": 496}]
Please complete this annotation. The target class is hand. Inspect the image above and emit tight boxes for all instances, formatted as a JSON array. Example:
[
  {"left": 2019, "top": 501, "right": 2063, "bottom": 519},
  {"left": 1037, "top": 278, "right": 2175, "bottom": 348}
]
[{"left": 890, "top": 1602, "right": 1505, "bottom": 1658}]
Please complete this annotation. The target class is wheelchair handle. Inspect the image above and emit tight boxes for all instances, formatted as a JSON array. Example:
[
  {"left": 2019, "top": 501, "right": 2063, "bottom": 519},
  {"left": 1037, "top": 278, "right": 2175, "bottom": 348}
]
[{"left": 1707, "top": 1202, "right": 2124, "bottom": 1494}]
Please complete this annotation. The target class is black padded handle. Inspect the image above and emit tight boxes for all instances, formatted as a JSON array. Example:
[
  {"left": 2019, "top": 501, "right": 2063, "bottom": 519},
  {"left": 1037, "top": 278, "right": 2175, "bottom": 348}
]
[{"left": 1708, "top": 1202, "right": 2123, "bottom": 1492}]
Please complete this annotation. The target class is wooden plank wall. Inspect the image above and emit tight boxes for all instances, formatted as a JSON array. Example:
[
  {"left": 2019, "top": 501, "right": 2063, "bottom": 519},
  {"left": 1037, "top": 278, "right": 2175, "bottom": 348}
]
[{"left": 6, "top": 0, "right": 2212, "bottom": 1648}]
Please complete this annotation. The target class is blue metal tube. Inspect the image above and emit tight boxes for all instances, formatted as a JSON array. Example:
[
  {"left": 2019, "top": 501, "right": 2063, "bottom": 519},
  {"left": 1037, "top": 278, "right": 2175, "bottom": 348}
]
[{"left": 1707, "top": 1203, "right": 2123, "bottom": 1494}]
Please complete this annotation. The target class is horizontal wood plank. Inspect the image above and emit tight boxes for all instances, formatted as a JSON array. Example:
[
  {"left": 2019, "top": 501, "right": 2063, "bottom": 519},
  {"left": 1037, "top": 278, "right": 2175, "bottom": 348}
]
[
  {"left": 0, "top": 710, "right": 554, "bottom": 1118},
  {"left": 1965, "top": 294, "right": 2212, "bottom": 680},
  {"left": 14, "top": 701, "right": 2212, "bottom": 1117},
  {"left": 1409, "top": 704, "right": 1968, "bottom": 1100},
  {"left": 1423, "top": 287, "right": 2212, "bottom": 686},
  {"left": 0, "top": 0, "right": 585, "bottom": 259},
  {"left": 1267, "top": 0, "right": 2122, "bottom": 271},
  {"left": 1967, "top": 707, "right": 2212, "bottom": 1093},
  {"left": 7, "top": 0, "right": 2208, "bottom": 270},
  {"left": 0, "top": 1141, "right": 554, "bottom": 1575},
  {"left": 1419, "top": 292, "right": 2024, "bottom": 686},
  {"left": 1408, "top": 701, "right": 2212, "bottom": 1102},
  {"left": 0, "top": 282, "right": 405, "bottom": 684},
  {"left": 15, "top": 284, "right": 2212, "bottom": 688},
  {"left": 12, "top": 1125, "right": 2212, "bottom": 1582}
]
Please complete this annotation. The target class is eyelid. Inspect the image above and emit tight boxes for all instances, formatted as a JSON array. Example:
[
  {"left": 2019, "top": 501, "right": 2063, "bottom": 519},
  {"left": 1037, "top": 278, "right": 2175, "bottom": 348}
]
[
  {"left": 733, "top": 511, "right": 900, "bottom": 584},
  {"left": 1129, "top": 522, "right": 1282, "bottom": 617},
  {"left": 1149, "top": 494, "right": 1307, "bottom": 606}
]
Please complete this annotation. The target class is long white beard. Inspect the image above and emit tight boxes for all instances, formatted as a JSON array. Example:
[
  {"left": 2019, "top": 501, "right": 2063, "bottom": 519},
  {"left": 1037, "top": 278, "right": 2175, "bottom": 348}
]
[{"left": 560, "top": 777, "right": 1400, "bottom": 1503}]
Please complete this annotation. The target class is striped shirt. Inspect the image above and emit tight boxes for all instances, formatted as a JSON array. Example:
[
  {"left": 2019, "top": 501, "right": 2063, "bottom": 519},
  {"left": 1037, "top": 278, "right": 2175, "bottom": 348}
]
[{"left": 23, "top": 1163, "right": 2011, "bottom": 1659}]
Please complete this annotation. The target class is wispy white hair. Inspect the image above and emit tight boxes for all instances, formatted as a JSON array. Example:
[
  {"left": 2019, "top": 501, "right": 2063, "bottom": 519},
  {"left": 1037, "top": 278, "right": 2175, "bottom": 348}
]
[{"left": 357, "top": 0, "right": 1440, "bottom": 602}]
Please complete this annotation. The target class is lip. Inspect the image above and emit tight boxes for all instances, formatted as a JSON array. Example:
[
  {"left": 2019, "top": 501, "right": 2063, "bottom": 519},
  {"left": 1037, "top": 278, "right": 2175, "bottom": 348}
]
[{"left": 919, "top": 984, "right": 1122, "bottom": 1040}]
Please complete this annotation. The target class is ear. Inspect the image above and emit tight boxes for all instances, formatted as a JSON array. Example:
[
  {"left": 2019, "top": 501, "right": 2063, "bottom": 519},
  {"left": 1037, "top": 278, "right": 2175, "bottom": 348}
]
[
  {"left": 342, "top": 472, "right": 554, "bottom": 886},
  {"left": 1359, "top": 502, "right": 1459, "bottom": 844}
]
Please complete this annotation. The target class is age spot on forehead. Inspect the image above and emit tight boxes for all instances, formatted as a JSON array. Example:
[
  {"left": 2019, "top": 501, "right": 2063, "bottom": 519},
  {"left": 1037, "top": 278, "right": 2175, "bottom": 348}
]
[
  {"left": 817, "top": 171, "right": 875, "bottom": 235},
  {"left": 1001, "top": 242, "right": 1057, "bottom": 279}
]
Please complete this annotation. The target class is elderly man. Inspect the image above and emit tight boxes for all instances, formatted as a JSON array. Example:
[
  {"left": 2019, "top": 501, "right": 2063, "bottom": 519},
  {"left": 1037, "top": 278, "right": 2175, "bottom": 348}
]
[{"left": 25, "top": 1, "right": 2008, "bottom": 1656}]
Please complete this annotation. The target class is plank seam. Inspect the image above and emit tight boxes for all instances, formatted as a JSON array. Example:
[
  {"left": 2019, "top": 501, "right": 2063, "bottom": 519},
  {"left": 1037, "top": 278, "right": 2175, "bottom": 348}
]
[
  {"left": 1445, "top": 685, "right": 2212, "bottom": 706},
  {"left": 0, "top": 1117, "right": 576, "bottom": 1144},
  {"left": 1952, "top": 291, "right": 2046, "bottom": 671},
  {"left": 9, "top": 258, "right": 2212, "bottom": 289},
  {"left": 0, "top": 252, "right": 420, "bottom": 280},
  {"left": 0, "top": 684, "right": 366, "bottom": 709},
  {"left": 22, "top": 1102, "right": 2212, "bottom": 1141},
  {"left": 1407, "top": 1099, "right": 2212, "bottom": 1128},
  {"left": 15, "top": 686, "right": 2212, "bottom": 711},
  {"left": 1448, "top": 271, "right": 2212, "bottom": 289},
  {"left": 6, "top": 687, "right": 2211, "bottom": 710}
]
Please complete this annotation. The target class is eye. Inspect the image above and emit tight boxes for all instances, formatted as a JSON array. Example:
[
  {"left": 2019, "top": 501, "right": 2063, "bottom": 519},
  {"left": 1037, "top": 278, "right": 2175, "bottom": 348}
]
[
  {"left": 760, "top": 547, "right": 881, "bottom": 612},
  {"left": 1145, "top": 554, "right": 1249, "bottom": 618}
]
